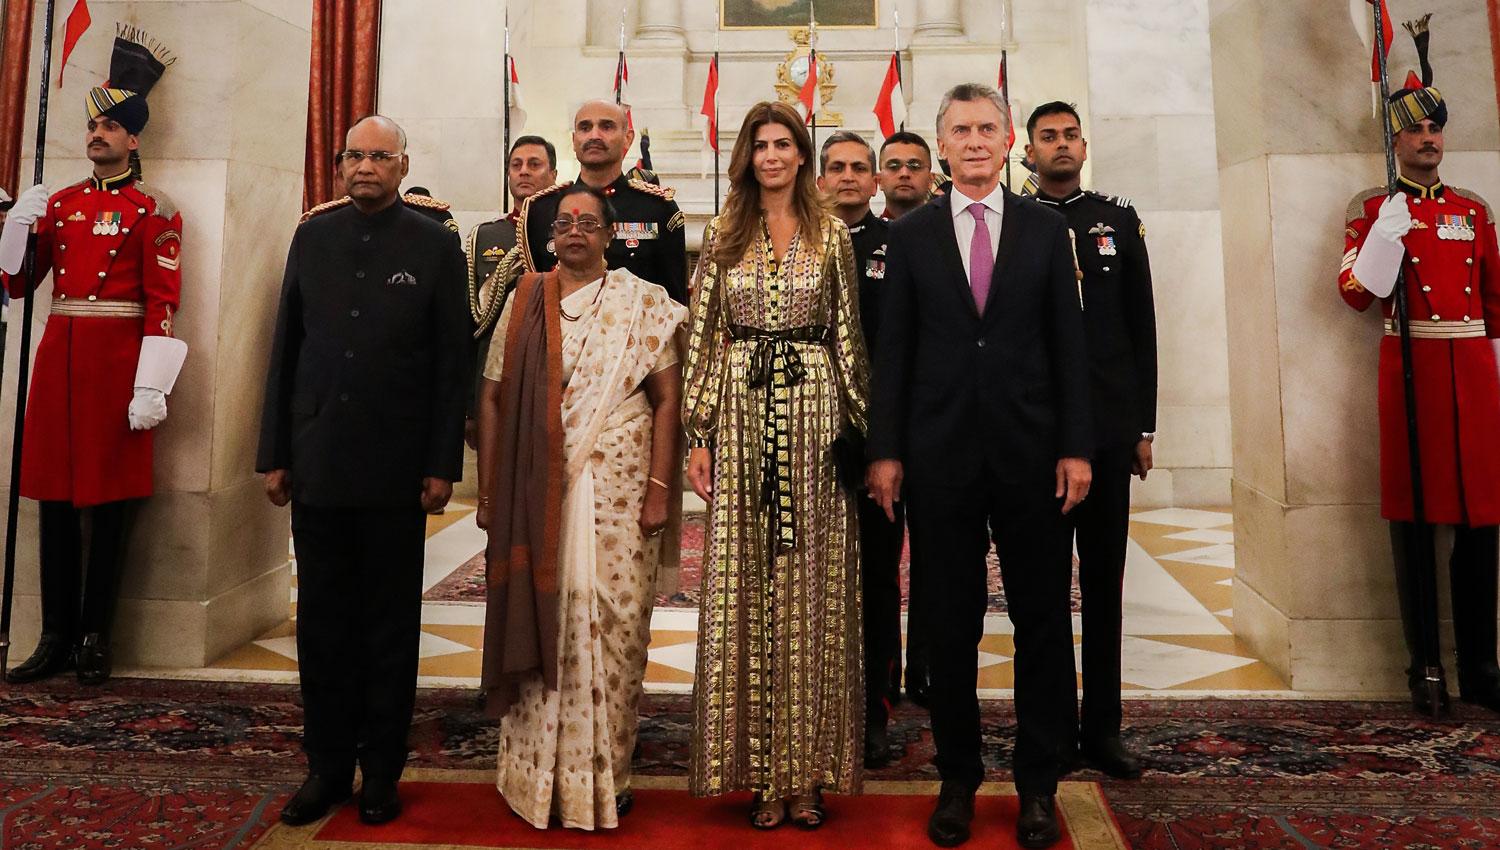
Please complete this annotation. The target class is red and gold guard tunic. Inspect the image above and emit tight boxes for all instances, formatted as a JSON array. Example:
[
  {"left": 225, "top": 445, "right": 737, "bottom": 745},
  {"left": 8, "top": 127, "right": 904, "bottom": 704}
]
[
  {"left": 1340, "top": 177, "right": 1500, "bottom": 526},
  {"left": 2, "top": 169, "right": 183, "bottom": 506}
]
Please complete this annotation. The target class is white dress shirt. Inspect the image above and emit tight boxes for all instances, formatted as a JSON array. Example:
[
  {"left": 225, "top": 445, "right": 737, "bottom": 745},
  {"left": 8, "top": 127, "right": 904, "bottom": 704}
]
[{"left": 949, "top": 182, "right": 1005, "bottom": 282}]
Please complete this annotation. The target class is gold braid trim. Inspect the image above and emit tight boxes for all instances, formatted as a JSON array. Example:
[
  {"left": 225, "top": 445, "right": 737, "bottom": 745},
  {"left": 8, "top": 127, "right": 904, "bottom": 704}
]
[
  {"left": 300, "top": 196, "right": 352, "bottom": 223},
  {"left": 516, "top": 182, "right": 568, "bottom": 273},
  {"left": 628, "top": 178, "right": 676, "bottom": 201},
  {"left": 473, "top": 245, "right": 523, "bottom": 339}
]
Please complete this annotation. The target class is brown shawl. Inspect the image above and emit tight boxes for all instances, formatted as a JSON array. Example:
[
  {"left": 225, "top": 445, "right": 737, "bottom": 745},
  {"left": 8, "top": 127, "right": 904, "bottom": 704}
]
[{"left": 481, "top": 272, "right": 564, "bottom": 715}]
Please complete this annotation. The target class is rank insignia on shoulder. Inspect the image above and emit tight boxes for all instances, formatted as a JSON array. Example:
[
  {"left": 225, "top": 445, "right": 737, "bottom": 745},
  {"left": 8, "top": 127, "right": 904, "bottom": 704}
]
[
  {"left": 1139, "top": 221, "right": 1147, "bottom": 239},
  {"left": 628, "top": 178, "right": 677, "bottom": 201}
]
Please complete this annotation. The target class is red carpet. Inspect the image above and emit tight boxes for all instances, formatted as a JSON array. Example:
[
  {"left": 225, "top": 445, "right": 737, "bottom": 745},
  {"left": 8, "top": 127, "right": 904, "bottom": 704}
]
[{"left": 309, "top": 780, "right": 1123, "bottom": 849}]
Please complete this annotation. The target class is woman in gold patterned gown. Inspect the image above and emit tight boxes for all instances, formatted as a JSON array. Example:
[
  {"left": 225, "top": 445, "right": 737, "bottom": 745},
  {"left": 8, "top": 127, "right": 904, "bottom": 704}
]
[
  {"left": 477, "top": 184, "right": 686, "bottom": 830},
  {"left": 682, "top": 101, "right": 870, "bottom": 829}
]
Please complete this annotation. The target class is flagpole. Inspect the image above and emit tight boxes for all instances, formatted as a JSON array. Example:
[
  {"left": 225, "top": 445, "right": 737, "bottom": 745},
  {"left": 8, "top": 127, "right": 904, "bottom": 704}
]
[
  {"left": 808, "top": 4, "right": 817, "bottom": 154},
  {"left": 1001, "top": 49, "right": 1012, "bottom": 190},
  {"left": 616, "top": 6, "right": 626, "bottom": 106},
  {"left": 502, "top": 12, "right": 512, "bottom": 214},
  {"left": 713, "top": 49, "right": 721, "bottom": 216},
  {"left": 1373, "top": 0, "right": 1442, "bottom": 716},
  {"left": 3, "top": 0, "right": 60, "bottom": 677},
  {"left": 894, "top": 8, "right": 903, "bottom": 132}
]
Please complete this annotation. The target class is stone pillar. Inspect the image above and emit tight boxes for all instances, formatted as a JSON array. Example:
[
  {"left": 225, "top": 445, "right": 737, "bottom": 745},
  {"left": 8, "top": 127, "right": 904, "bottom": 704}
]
[
  {"left": 1211, "top": 0, "right": 1500, "bottom": 692},
  {"left": 635, "top": 0, "right": 684, "bottom": 46},
  {"left": 913, "top": 0, "right": 964, "bottom": 42},
  {"left": 1, "top": 0, "right": 310, "bottom": 668}
]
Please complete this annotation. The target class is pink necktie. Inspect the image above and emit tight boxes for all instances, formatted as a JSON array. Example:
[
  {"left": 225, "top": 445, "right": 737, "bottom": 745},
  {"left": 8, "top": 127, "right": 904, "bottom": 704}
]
[{"left": 967, "top": 202, "right": 994, "bottom": 311}]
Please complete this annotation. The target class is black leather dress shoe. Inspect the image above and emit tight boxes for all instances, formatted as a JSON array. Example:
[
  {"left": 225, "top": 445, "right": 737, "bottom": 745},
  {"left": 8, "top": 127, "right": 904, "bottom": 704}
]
[
  {"left": 1016, "top": 794, "right": 1060, "bottom": 849},
  {"left": 358, "top": 779, "right": 402, "bottom": 825},
  {"left": 927, "top": 781, "right": 975, "bottom": 847},
  {"left": 906, "top": 663, "right": 931, "bottom": 709},
  {"left": 1080, "top": 736, "right": 1143, "bottom": 780},
  {"left": 75, "top": 634, "right": 112, "bottom": 686},
  {"left": 1459, "top": 677, "right": 1500, "bottom": 713},
  {"left": 864, "top": 723, "right": 892, "bottom": 769},
  {"left": 279, "top": 773, "right": 353, "bottom": 826},
  {"left": 5, "top": 634, "right": 74, "bottom": 684},
  {"left": 1409, "top": 672, "right": 1452, "bottom": 717}
]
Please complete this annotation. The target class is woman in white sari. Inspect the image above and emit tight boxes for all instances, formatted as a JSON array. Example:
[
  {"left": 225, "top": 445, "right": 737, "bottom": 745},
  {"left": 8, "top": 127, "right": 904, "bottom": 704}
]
[{"left": 476, "top": 183, "right": 686, "bottom": 830}]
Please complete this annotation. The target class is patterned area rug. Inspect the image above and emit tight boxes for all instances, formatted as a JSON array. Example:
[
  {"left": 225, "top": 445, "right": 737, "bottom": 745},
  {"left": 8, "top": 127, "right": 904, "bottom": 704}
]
[
  {"left": 4, "top": 678, "right": 1498, "bottom": 848},
  {"left": 424, "top": 512, "right": 1084, "bottom": 613}
]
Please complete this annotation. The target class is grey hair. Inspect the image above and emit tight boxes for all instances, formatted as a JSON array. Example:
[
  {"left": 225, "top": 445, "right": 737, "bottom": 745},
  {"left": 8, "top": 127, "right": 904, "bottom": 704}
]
[
  {"left": 346, "top": 114, "right": 408, "bottom": 152},
  {"left": 819, "top": 130, "right": 876, "bottom": 174},
  {"left": 936, "top": 83, "right": 1010, "bottom": 137}
]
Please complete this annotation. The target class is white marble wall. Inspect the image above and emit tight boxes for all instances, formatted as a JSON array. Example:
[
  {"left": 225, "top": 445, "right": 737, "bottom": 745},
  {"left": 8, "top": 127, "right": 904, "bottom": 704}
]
[
  {"left": 1212, "top": 0, "right": 1500, "bottom": 692},
  {"left": 1085, "top": 0, "right": 1230, "bottom": 508},
  {"left": 380, "top": 0, "right": 1231, "bottom": 506},
  {"left": 1, "top": 0, "right": 310, "bottom": 668}
]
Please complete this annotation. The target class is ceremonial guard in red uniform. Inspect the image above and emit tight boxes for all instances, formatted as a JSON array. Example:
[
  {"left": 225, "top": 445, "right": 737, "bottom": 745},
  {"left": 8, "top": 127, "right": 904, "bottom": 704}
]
[
  {"left": 1339, "top": 23, "right": 1500, "bottom": 714},
  {"left": 0, "top": 30, "right": 184, "bottom": 685}
]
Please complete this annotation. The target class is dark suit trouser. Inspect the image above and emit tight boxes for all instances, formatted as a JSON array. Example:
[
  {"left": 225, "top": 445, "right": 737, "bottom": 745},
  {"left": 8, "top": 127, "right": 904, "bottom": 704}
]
[
  {"left": 292, "top": 503, "right": 426, "bottom": 784},
  {"left": 908, "top": 474, "right": 1077, "bottom": 796},
  {"left": 38, "top": 500, "right": 132, "bottom": 640},
  {"left": 1068, "top": 443, "right": 1134, "bottom": 741},
  {"left": 860, "top": 498, "right": 906, "bottom": 728}
]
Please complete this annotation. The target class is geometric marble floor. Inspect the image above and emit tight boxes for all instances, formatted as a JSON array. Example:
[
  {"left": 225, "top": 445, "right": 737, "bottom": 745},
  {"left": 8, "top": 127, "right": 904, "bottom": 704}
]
[{"left": 140, "top": 502, "right": 1292, "bottom": 697}]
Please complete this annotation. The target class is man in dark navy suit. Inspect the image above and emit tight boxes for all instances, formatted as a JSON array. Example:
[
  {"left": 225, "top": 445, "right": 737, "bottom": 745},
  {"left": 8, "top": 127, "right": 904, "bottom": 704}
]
[
  {"left": 867, "top": 84, "right": 1092, "bottom": 850},
  {"left": 257, "top": 115, "right": 468, "bottom": 828}
]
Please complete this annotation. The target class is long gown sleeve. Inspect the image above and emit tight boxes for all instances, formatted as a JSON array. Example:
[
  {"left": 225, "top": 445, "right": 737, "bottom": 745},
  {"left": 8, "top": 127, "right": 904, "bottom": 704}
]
[
  {"left": 827, "top": 219, "right": 870, "bottom": 433},
  {"left": 682, "top": 218, "right": 728, "bottom": 448}
]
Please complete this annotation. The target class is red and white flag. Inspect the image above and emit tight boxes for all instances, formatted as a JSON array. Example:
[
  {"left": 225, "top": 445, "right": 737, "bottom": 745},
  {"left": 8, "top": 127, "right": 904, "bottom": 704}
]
[
  {"left": 1350, "top": 0, "right": 1394, "bottom": 115},
  {"left": 873, "top": 52, "right": 906, "bottom": 138},
  {"left": 700, "top": 54, "right": 720, "bottom": 177},
  {"left": 614, "top": 53, "right": 634, "bottom": 132},
  {"left": 997, "top": 59, "right": 1017, "bottom": 154},
  {"left": 799, "top": 52, "right": 821, "bottom": 124},
  {"left": 507, "top": 55, "right": 527, "bottom": 134},
  {"left": 58, "top": 0, "right": 92, "bottom": 86}
]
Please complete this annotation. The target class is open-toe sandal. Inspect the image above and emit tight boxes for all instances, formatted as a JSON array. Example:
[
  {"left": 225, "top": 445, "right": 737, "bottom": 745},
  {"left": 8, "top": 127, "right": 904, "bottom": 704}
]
[
  {"left": 790, "top": 790, "right": 826, "bottom": 830},
  {"left": 749, "top": 792, "right": 786, "bottom": 830}
]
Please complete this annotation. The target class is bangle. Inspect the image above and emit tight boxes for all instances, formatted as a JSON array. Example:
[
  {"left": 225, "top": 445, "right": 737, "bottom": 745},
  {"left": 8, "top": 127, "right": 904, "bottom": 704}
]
[{"left": 649, "top": 476, "right": 670, "bottom": 490}]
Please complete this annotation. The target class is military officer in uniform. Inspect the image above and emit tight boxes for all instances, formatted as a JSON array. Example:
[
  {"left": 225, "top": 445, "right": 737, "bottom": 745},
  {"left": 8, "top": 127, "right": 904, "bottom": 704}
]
[
  {"left": 1339, "top": 32, "right": 1500, "bottom": 716},
  {"left": 817, "top": 130, "right": 903, "bottom": 766},
  {"left": 877, "top": 131, "right": 935, "bottom": 221},
  {"left": 401, "top": 185, "right": 460, "bottom": 233},
  {"left": 257, "top": 115, "right": 469, "bottom": 826},
  {"left": 463, "top": 135, "right": 557, "bottom": 447},
  {"left": 519, "top": 100, "right": 687, "bottom": 305},
  {"left": 1024, "top": 101, "right": 1158, "bottom": 779},
  {"left": 1, "top": 31, "right": 185, "bottom": 686}
]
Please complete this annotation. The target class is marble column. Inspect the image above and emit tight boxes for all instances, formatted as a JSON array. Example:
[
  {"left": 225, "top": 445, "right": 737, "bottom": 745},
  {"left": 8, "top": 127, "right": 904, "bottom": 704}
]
[
  {"left": 913, "top": 0, "right": 964, "bottom": 42},
  {"left": 1, "top": 0, "right": 310, "bottom": 668},
  {"left": 1211, "top": 0, "right": 1500, "bottom": 692},
  {"left": 635, "top": 0, "right": 684, "bottom": 46}
]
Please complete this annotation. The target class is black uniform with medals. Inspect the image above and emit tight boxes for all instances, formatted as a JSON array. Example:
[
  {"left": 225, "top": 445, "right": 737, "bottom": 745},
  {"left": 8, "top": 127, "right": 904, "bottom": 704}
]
[
  {"left": 849, "top": 210, "right": 906, "bottom": 751},
  {"left": 1030, "top": 186, "right": 1157, "bottom": 748},
  {"left": 520, "top": 174, "right": 688, "bottom": 304}
]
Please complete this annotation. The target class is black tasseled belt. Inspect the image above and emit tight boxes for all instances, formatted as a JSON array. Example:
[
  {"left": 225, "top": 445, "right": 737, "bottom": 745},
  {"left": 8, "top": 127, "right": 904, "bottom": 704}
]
[{"left": 728, "top": 324, "right": 830, "bottom": 551}]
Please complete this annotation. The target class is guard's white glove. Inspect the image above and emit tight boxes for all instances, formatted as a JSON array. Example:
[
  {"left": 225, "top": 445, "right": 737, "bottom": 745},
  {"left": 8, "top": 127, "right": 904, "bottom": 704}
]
[
  {"left": 128, "top": 388, "right": 168, "bottom": 431},
  {"left": 0, "top": 184, "right": 49, "bottom": 275},
  {"left": 1350, "top": 194, "right": 1411, "bottom": 299},
  {"left": 1371, "top": 193, "right": 1413, "bottom": 242},
  {"left": 128, "top": 336, "right": 189, "bottom": 431}
]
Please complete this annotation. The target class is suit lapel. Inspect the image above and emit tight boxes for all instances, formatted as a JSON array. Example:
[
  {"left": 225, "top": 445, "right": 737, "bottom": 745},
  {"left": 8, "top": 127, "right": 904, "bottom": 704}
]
[
  {"left": 930, "top": 193, "right": 979, "bottom": 320},
  {"left": 980, "top": 188, "right": 1022, "bottom": 321}
]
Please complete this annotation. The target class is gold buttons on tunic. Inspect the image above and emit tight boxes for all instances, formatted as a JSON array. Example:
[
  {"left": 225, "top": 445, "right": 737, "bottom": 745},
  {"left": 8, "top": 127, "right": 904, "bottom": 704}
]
[
  {"left": 1422, "top": 285, "right": 1432, "bottom": 292},
  {"left": 53, "top": 201, "right": 60, "bottom": 208},
  {"left": 1466, "top": 286, "right": 1473, "bottom": 294},
  {"left": 1467, "top": 258, "right": 1475, "bottom": 265},
  {"left": 108, "top": 250, "right": 117, "bottom": 257},
  {"left": 98, "top": 272, "right": 106, "bottom": 279},
  {"left": 1431, "top": 313, "right": 1441, "bottom": 320},
  {"left": 57, "top": 293, "right": 66, "bottom": 300},
  {"left": 88, "top": 295, "right": 97, "bottom": 302},
  {"left": 1411, "top": 256, "right": 1421, "bottom": 264},
  {"left": 58, "top": 269, "right": 65, "bottom": 275},
  {"left": 137, "top": 208, "right": 146, "bottom": 214}
]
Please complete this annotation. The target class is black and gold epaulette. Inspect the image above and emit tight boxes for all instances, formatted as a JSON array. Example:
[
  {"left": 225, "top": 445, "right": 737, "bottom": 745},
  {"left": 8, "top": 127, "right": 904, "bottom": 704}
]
[
  {"left": 1345, "top": 187, "right": 1385, "bottom": 224},
  {"left": 1086, "top": 190, "right": 1133, "bottom": 209},
  {"left": 300, "top": 196, "right": 353, "bottom": 223},
  {"left": 517, "top": 182, "right": 569, "bottom": 272},
  {"left": 402, "top": 192, "right": 451, "bottom": 213},
  {"left": 627, "top": 178, "right": 676, "bottom": 202},
  {"left": 131, "top": 181, "right": 179, "bottom": 220},
  {"left": 1447, "top": 186, "right": 1495, "bottom": 221}
]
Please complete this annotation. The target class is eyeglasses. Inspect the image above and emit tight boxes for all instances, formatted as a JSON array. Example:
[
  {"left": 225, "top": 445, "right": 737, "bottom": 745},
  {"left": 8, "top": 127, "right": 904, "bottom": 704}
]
[
  {"left": 336, "top": 150, "right": 403, "bottom": 165},
  {"left": 883, "top": 159, "right": 928, "bottom": 173},
  {"left": 551, "top": 217, "right": 606, "bottom": 235}
]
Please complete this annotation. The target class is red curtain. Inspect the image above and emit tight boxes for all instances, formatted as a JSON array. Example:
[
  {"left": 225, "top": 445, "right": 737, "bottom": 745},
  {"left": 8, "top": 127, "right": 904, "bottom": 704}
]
[
  {"left": 0, "top": 0, "right": 37, "bottom": 198},
  {"left": 304, "top": 0, "right": 381, "bottom": 210}
]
